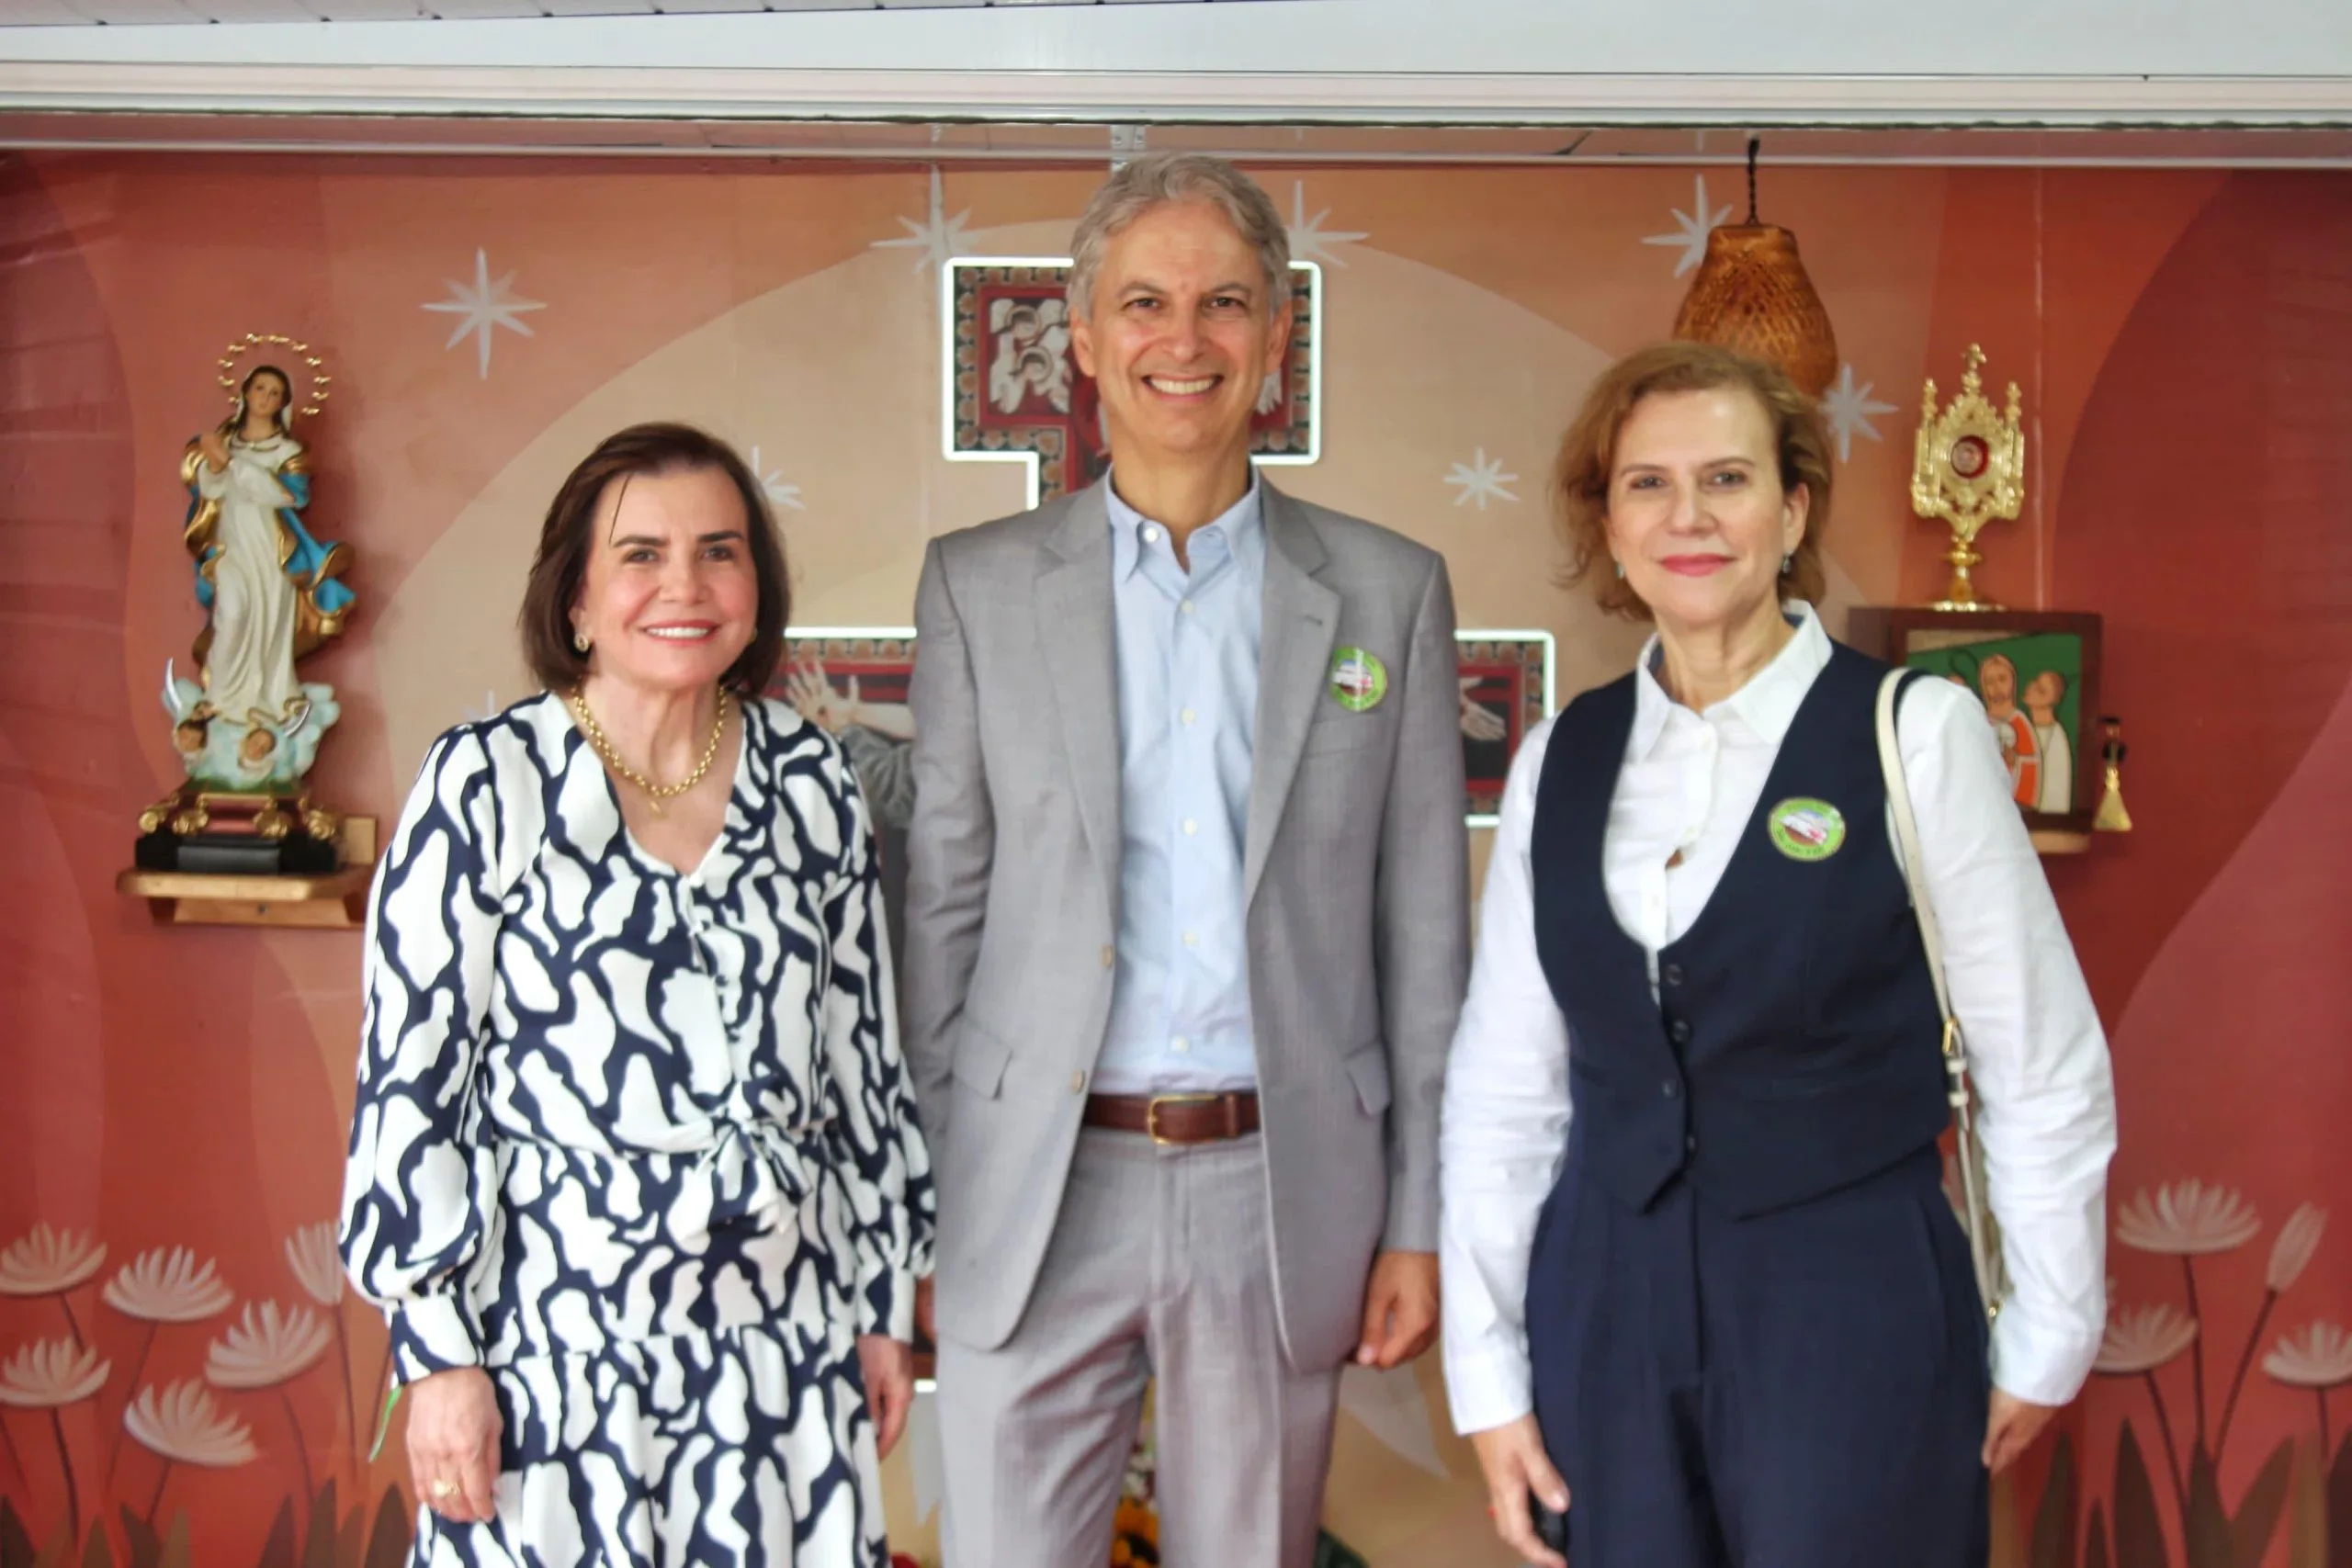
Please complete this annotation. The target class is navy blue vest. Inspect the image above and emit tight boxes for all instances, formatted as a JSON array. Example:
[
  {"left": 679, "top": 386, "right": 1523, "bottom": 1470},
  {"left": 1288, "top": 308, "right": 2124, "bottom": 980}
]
[{"left": 1531, "top": 641, "right": 1949, "bottom": 1218}]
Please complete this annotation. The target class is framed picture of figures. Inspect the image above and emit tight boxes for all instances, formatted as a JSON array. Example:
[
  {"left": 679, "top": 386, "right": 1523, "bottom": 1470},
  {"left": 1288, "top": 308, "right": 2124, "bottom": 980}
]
[
  {"left": 944, "top": 257, "right": 1322, "bottom": 507},
  {"left": 1849, "top": 608, "right": 2103, "bottom": 835},
  {"left": 773, "top": 626, "right": 1557, "bottom": 833},
  {"left": 771, "top": 627, "right": 918, "bottom": 767},
  {"left": 766, "top": 629, "right": 918, "bottom": 961},
  {"left": 1457, "top": 631, "right": 1556, "bottom": 828}
]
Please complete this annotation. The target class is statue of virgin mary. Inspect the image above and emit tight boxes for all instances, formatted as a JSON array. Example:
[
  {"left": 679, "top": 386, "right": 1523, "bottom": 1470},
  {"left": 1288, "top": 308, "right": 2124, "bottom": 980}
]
[{"left": 170, "top": 362, "right": 354, "bottom": 789}]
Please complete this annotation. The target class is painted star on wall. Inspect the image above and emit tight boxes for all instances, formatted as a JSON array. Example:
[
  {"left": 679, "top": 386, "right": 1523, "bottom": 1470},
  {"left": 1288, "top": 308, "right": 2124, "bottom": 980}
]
[
  {"left": 1287, "top": 181, "right": 1368, "bottom": 268},
  {"left": 1443, "top": 448, "right": 1521, "bottom": 510},
  {"left": 872, "top": 165, "right": 974, "bottom": 277},
  {"left": 1820, "top": 364, "right": 1900, "bottom": 463},
  {"left": 749, "top": 445, "right": 806, "bottom": 512},
  {"left": 1641, "top": 175, "right": 1734, "bottom": 278},
  {"left": 421, "top": 249, "right": 545, "bottom": 381}
]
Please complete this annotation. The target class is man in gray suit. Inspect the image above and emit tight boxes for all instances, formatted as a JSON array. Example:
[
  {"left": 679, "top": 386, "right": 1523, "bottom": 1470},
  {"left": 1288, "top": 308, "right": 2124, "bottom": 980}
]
[{"left": 904, "top": 152, "right": 1469, "bottom": 1568}]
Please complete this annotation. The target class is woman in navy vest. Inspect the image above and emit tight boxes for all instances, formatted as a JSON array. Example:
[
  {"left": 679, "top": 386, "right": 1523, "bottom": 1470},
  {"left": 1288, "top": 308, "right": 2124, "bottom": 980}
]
[{"left": 1439, "top": 343, "right": 2115, "bottom": 1568}]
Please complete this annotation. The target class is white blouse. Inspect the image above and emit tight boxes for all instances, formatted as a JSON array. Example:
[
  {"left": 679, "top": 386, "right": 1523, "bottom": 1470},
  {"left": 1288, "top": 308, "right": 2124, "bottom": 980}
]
[{"left": 1438, "top": 605, "right": 2116, "bottom": 1435}]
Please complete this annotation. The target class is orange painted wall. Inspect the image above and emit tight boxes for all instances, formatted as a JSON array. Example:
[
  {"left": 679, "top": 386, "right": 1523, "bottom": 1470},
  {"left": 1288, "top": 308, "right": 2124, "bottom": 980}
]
[{"left": 2, "top": 149, "right": 2346, "bottom": 1568}]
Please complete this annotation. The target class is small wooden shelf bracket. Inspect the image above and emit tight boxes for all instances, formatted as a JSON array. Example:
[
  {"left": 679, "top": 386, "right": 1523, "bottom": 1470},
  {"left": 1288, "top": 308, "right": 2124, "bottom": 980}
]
[{"left": 117, "top": 817, "right": 379, "bottom": 930}]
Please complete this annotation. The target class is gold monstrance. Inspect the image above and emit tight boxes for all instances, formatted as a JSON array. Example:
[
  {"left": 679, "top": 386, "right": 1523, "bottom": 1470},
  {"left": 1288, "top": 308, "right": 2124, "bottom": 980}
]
[{"left": 1910, "top": 344, "right": 2025, "bottom": 611}]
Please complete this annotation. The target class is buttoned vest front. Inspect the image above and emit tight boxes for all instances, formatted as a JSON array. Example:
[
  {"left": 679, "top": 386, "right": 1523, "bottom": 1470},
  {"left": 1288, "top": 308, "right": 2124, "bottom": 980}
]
[{"left": 1531, "top": 642, "right": 1949, "bottom": 1217}]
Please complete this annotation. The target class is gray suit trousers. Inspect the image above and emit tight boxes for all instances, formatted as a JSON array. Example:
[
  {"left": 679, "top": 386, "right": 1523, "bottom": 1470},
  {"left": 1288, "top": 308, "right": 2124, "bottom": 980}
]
[{"left": 936, "top": 1129, "right": 1341, "bottom": 1568}]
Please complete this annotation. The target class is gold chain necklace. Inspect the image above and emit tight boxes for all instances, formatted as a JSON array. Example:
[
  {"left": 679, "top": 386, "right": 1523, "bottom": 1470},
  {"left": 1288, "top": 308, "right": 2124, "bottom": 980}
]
[{"left": 567, "top": 687, "right": 730, "bottom": 818}]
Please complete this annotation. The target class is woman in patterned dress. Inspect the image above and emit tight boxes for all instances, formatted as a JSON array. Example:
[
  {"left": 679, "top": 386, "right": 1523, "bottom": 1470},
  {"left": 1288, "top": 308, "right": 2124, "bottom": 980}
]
[{"left": 339, "top": 423, "right": 933, "bottom": 1567}]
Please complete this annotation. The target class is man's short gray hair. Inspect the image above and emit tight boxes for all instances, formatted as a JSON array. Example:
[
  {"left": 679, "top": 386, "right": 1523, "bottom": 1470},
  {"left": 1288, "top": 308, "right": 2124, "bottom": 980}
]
[{"left": 1068, "top": 152, "right": 1292, "bottom": 320}]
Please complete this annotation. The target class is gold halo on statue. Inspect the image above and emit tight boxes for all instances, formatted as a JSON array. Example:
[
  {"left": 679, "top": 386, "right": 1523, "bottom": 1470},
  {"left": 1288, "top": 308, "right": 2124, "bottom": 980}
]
[{"left": 216, "top": 332, "right": 332, "bottom": 422}]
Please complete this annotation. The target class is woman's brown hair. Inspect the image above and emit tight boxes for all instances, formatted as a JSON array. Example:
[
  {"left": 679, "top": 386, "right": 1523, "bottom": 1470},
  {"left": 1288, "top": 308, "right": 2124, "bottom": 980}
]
[
  {"left": 1551, "top": 342, "right": 1834, "bottom": 620},
  {"left": 518, "top": 423, "right": 788, "bottom": 695}
]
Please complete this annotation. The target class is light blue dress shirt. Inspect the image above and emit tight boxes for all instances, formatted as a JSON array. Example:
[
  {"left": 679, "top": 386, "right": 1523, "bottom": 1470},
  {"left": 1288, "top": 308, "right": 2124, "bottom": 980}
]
[{"left": 1091, "top": 474, "right": 1266, "bottom": 1095}]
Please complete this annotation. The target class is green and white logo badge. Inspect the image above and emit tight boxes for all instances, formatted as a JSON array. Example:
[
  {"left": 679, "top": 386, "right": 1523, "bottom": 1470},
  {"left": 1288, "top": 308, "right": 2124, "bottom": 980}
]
[
  {"left": 1767, "top": 797, "right": 1847, "bottom": 862},
  {"left": 1329, "top": 647, "right": 1389, "bottom": 712}
]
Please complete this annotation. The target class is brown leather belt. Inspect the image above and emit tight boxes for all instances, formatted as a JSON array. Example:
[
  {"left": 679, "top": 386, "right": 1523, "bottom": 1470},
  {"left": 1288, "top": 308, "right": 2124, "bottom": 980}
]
[{"left": 1083, "top": 1091, "right": 1261, "bottom": 1145}]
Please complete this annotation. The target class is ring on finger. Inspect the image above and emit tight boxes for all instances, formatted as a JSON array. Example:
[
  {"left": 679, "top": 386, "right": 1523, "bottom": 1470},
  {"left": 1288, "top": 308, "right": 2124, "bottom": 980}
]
[{"left": 430, "top": 1479, "right": 460, "bottom": 1501}]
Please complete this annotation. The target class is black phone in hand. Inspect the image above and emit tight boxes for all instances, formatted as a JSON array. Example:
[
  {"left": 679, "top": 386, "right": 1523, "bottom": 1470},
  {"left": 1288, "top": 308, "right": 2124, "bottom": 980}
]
[{"left": 1529, "top": 1491, "right": 1570, "bottom": 1553}]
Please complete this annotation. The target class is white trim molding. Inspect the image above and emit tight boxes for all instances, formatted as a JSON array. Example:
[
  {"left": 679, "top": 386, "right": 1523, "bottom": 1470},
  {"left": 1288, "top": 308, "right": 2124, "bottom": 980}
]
[{"left": 3, "top": 62, "right": 2350, "bottom": 127}]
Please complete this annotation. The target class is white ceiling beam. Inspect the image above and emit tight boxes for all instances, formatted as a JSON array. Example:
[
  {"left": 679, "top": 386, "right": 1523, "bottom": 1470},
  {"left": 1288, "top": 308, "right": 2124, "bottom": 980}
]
[
  {"left": 0, "top": 60, "right": 2346, "bottom": 127},
  {"left": 0, "top": 0, "right": 2343, "bottom": 77},
  {"left": 0, "top": 2, "right": 2345, "bottom": 129}
]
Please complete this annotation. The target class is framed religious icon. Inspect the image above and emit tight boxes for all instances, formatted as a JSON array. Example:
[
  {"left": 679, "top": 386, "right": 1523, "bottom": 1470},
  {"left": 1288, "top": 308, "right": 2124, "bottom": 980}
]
[
  {"left": 944, "top": 256, "right": 1321, "bottom": 506},
  {"left": 766, "top": 632, "right": 917, "bottom": 966},
  {"left": 773, "top": 629, "right": 917, "bottom": 755},
  {"left": 768, "top": 627, "right": 919, "bottom": 913},
  {"left": 1456, "top": 631, "right": 1556, "bottom": 828},
  {"left": 1849, "top": 608, "right": 2103, "bottom": 835}
]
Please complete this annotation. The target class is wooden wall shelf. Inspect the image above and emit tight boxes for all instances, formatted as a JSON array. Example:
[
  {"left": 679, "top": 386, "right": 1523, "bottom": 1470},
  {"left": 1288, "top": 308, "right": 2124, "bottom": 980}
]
[
  {"left": 118, "top": 817, "right": 378, "bottom": 930},
  {"left": 2029, "top": 829, "right": 2094, "bottom": 855}
]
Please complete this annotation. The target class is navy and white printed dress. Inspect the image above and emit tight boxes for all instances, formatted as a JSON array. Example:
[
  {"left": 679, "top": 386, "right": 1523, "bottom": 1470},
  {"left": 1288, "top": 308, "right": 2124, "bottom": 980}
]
[{"left": 339, "top": 693, "right": 934, "bottom": 1568}]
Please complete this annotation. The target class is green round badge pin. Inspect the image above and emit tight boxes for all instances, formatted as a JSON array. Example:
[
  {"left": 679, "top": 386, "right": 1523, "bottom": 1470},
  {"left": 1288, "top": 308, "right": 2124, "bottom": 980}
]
[
  {"left": 1329, "top": 647, "right": 1389, "bottom": 712},
  {"left": 1767, "top": 797, "right": 1847, "bottom": 862}
]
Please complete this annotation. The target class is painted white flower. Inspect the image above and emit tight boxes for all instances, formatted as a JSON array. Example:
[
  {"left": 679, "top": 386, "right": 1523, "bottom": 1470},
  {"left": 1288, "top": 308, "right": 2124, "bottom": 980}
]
[
  {"left": 0, "top": 1225, "right": 106, "bottom": 1297},
  {"left": 205, "top": 1302, "right": 331, "bottom": 1392},
  {"left": 0, "top": 1337, "right": 108, "bottom": 1407},
  {"left": 124, "top": 1381, "right": 258, "bottom": 1468},
  {"left": 104, "top": 1247, "right": 234, "bottom": 1324},
  {"left": 2093, "top": 1303, "right": 2199, "bottom": 1376},
  {"left": 2115, "top": 1181, "right": 2262, "bottom": 1256},
  {"left": 2265, "top": 1323, "right": 2352, "bottom": 1390},
  {"left": 284, "top": 1224, "right": 344, "bottom": 1308},
  {"left": 2268, "top": 1203, "right": 2327, "bottom": 1294}
]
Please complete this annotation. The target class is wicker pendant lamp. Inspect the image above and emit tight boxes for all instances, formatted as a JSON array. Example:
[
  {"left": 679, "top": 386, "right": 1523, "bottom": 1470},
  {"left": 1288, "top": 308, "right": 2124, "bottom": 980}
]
[{"left": 1671, "top": 139, "right": 1839, "bottom": 399}]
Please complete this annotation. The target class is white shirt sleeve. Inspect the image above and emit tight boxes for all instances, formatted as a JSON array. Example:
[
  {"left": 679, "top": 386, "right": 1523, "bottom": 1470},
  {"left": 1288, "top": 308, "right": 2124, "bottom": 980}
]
[
  {"left": 1439, "top": 717, "right": 1573, "bottom": 1436},
  {"left": 1898, "top": 679, "right": 2117, "bottom": 1406}
]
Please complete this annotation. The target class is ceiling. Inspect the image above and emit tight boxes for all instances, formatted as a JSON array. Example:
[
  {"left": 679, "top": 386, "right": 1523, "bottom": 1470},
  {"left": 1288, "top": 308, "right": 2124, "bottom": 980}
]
[
  {"left": 1, "top": 0, "right": 2339, "bottom": 133},
  {"left": 1, "top": 0, "right": 1227, "bottom": 21},
  {"left": 6, "top": 115, "right": 2351, "bottom": 167}
]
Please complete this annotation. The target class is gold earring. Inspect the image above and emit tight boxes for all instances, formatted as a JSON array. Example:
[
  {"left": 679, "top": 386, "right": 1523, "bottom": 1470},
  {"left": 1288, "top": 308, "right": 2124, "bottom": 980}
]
[{"left": 574, "top": 630, "right": 591, "bottom": 654}]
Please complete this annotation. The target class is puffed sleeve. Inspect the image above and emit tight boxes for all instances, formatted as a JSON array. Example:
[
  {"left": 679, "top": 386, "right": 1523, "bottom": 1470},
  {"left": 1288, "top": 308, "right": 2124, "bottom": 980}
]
[
  {"left": 816, "top": 738, "right": 936, "bottom": 1342},
  {"left": 338, "top": 727, "right": 506, "bottom": 1381}
]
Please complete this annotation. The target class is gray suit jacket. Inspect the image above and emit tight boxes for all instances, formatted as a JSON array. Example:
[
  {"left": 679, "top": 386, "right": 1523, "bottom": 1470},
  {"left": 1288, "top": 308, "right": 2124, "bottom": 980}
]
[{"left": 903, "top": 477, "right": 1469, "bottom": 1371}]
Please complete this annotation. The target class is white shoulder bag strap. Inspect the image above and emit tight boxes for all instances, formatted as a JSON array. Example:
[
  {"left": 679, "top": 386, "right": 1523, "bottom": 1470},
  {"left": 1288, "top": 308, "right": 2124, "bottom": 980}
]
[{"left": 1875, "top": 668, "right": 2005, "bottom": 1323}]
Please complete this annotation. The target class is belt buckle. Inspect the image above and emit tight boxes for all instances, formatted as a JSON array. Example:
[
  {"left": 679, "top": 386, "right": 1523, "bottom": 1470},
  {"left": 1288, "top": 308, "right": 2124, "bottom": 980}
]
[{"left": 1145, "top": 1092, "right": 1220, "bottom": 1146}]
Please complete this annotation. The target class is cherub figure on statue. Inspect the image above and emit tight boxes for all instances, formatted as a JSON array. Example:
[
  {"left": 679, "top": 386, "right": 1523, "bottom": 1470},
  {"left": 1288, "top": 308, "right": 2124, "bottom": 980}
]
[{"left": 167, "top": 352, "right": 352, "bottom": 792}]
